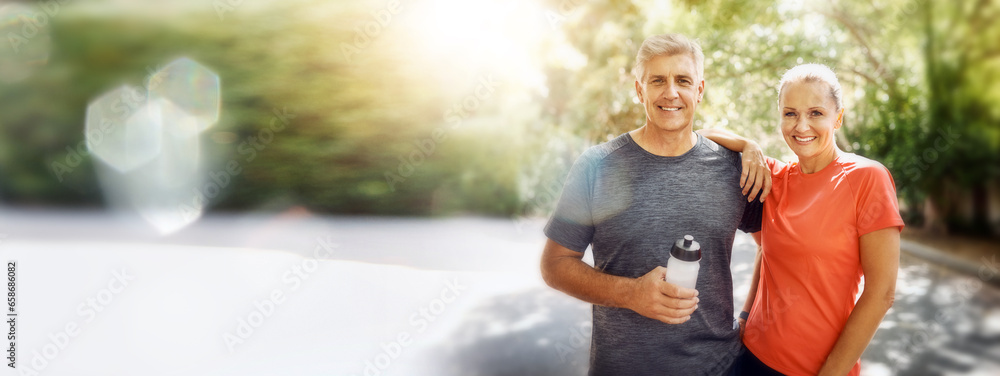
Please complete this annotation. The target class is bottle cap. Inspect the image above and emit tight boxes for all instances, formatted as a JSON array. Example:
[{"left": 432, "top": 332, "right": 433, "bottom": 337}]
[{"left": 670, "top": 235, "right": 701, "bottom": 262}]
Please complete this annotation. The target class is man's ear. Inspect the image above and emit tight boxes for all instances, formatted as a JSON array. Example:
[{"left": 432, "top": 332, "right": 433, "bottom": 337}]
[
  {"left": 697, "top": 79, "right": 705, "bottom": 103},
  {"left": 635, "top": 79, "right": 644, "bottom": 104}
]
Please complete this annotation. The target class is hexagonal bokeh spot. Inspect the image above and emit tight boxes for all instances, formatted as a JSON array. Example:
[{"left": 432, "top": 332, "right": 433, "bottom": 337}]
[
  {"left": 150, "top": 95, "right": 205, "bottom": 139},
  {"left": 89, "top": 58, "right": 223, "bottom": 234},
  {"left": 85, "top": 85, "right": 163, "bottom": 173},
  {"left": 121, "top": 98, "right": 205, "bottom": 234},
  {"left": 147, "top": 57, "right": 221, "bottom": 136},
  {"left": 0, "top": 3, "right": 52, "bottom": 83},
  {"left": 133, "top": 98, "right": 203, "bottom": 189}
]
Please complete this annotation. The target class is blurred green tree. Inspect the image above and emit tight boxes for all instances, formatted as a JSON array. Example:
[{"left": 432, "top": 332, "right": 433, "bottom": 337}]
[{"left": 0, "top": 0, "right": 523, "bottom": 216}]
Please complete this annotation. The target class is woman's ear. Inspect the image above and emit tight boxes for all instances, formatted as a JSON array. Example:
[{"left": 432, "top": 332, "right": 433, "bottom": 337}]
[{"left": 835, "top": 108, "right": 845, "bottom": 129}]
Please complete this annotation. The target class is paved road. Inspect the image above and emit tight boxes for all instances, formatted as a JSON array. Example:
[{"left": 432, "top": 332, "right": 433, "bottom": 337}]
[{"left": 0, "top": 209, "right": 997, "bottom": 375}]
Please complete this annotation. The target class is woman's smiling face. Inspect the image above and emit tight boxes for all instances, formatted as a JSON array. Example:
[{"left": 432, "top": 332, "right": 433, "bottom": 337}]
[{"left": 778, "top": 80, "right": 843, "bottom": 163}]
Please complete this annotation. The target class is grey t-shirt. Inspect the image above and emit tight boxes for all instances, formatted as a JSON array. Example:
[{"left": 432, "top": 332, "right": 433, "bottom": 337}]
[{"left": 544, "top": 132, "right": 762, "bottom": 375}]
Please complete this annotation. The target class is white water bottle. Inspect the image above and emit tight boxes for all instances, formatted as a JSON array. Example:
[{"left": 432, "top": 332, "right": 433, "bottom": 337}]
[{"left": 665, "top": 235, "right": 701, "bottom": 289}]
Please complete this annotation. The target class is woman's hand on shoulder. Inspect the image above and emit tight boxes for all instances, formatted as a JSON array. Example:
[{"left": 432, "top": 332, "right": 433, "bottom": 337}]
[{"left": 741, "top": 141, "right": 771, "bottom": 202}]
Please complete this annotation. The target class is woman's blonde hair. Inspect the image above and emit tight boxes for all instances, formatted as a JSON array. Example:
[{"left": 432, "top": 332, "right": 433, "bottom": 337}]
[{"left": 777, "top": 63, "right": 843, "bottom": 110}]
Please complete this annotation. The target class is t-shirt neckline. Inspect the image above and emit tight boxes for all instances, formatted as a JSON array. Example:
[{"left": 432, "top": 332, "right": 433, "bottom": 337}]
[
  {"left": 625, "top": 132, "right": 702, "bottom": 161},
  {"left": 792, "top": 153, "right": 843, "bottom": 177}
]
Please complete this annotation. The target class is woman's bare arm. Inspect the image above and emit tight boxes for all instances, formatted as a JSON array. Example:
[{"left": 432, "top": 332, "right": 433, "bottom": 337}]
[
  {"left": 817, "top": 227, "right": 900, "bottom": 375},
  {"left": 739, "top": 232, "right": 763, "bottom": 339},
  {"left": 696, "top": 128, "right": 771, "bottom": 202}
]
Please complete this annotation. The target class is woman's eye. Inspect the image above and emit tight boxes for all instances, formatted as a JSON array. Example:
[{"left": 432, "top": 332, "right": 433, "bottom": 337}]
[
  {"left": 784, "top": 112, "right": 796, "bottom": 117},
  {"left": 811, "top": 111, "right": 823, "bottom": 116}
]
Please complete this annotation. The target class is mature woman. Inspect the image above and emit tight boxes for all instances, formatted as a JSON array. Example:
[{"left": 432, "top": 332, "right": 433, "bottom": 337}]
[{"left": 701, "top": 63, "right": 904, "bottom": 376}]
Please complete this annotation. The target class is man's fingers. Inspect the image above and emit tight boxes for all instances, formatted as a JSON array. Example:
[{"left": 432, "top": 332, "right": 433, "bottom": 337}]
[
  {"left": 652, "top": 266, "right": 668, "bottom": 281},
  {"left": 661, "top": 281, "right": 699, "bottom": 299},
  {"left": 657, "top": 315, "right": 691, "bottom": 325},
  {"left": 658, "top": 296, "right": 698, "bottom": 310},
  {"left": 651, "top": 305, "right": 695, "bottom": 323}
]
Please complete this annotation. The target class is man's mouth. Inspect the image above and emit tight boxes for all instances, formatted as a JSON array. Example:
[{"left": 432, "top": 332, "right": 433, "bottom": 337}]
[
  {"left": 658, "top": 106, "right": 681, "bottom": 112},
  {"left": 793, "top": 136, "right": 817, "bottom": 142}
]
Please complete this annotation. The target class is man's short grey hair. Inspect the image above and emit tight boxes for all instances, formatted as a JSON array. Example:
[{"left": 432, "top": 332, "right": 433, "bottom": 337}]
[
  {"left": 777, "top": 63, "right": 843, "bottom": 110},
  {"left": 633, "top": 33, "right": 705, "bottom": 82}
]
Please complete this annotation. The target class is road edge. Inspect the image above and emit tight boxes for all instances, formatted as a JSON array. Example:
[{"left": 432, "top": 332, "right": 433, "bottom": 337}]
[{"left": 900, "top": 238, "right": 998, "bottom": 287}]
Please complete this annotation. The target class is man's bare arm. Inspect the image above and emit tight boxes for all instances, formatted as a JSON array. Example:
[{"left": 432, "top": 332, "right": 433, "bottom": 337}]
[{"left": 540, "top": 238, "right": 699, "bottom": 324}]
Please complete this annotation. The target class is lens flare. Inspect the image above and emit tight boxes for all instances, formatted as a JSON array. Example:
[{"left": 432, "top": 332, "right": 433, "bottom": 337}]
[
  {"left": 87, "top": 58, "right": 222, "bottom": 234},
  {"left": 85, "top": 85, "right": 163, "bottom": 173},
  {"left": 147, "top": 57, "right": 221, "bottom": 136}
]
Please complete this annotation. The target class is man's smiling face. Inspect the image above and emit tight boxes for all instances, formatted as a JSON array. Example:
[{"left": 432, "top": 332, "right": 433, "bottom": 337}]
[{"left": 635, "top": 53, "right": 704, "bottom": 133}]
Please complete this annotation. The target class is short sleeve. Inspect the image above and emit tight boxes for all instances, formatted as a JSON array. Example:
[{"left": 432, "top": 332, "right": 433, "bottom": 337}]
[
  {"left": 854, "top": 164, "right": 905, "bottom": 236},
  {"left": 738, "top": 157, "right": 781, "bottom": 233},
  {"left": 739, "top": 197, "right": 763, "bottom": 233},
  {"left": 543, "top": 149, "right": 598, "bottom": 253}
]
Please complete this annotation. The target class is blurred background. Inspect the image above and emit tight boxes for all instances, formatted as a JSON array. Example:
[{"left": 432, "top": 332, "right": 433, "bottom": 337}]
[
  {"left": 0, "top": 0, "right": 998, "bottom": 229},
  {"left": 0, "top": 0, "right": 998, "bottom": 375}
]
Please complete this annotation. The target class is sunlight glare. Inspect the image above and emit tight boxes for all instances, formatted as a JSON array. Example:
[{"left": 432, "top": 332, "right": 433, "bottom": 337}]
[{"left": 405, "top": 0, "right": 548, "bottom": 92}]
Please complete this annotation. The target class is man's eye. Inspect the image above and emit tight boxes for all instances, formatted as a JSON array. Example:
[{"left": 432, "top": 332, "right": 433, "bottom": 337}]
[{"left": 679, "top": 79, "right": 691, "bottom": 85}]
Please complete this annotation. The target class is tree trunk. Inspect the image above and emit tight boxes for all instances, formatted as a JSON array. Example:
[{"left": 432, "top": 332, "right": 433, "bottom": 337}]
[
  {"left": 972, "top": 182, "right": 992, "bottom": 236},
  {"left": 923, "top": 196, "right": 947, "bottom": 235}
]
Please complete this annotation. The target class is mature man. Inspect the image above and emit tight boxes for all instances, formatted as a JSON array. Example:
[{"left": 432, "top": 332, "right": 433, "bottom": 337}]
[{"left": 540, "top": 33, "right": 766, "bottom": 375}]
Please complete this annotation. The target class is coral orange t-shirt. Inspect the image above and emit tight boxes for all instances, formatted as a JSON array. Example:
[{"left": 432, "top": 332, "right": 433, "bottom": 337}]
[{"left": 743, "top": 153, "right": 904, "bottom": 376}]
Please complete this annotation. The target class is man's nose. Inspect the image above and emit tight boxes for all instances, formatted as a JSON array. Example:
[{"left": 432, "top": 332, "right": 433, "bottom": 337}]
[{"left": 662, "top": 82, "right": 679, "bottom": 100}]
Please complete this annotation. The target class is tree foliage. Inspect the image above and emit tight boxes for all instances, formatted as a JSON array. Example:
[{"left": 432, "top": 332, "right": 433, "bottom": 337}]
[
  {"left": 0, "top": 0, "right": 996, "bottom": 232},
  {"left": 539, "top": 0, "right": 1000, "bottom": 234}
]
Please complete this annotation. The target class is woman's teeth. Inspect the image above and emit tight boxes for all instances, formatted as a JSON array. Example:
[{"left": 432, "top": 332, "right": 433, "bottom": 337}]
[{"left": 794, "top": 136, "right": 817, "bottom": 142}]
